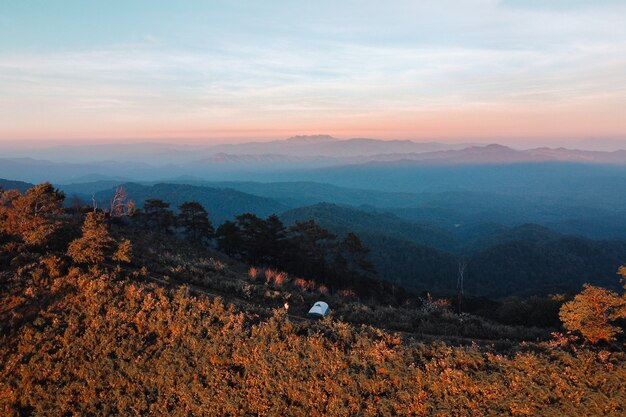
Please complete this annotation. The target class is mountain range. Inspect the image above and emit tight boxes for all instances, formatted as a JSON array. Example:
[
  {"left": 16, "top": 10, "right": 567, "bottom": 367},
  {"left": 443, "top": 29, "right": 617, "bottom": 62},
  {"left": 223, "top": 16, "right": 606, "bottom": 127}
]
[{"left": 4, "top": 136, "right": 626, "bottom": 183}]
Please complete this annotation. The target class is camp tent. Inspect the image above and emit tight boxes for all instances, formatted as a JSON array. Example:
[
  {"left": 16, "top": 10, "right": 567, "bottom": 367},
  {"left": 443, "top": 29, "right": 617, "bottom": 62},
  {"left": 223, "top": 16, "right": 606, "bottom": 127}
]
[{"left": 308, "top": 301, "right": 329, "bottom": 318}]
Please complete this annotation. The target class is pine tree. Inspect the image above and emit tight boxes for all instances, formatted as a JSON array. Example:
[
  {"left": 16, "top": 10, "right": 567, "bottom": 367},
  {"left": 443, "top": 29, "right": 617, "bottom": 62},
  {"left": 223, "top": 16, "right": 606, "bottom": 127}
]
[
  {"left": 215, "top": 221, "right": 242, "bottom": 257},
  {"left": 112, "top": 239, "right": 133, "bottom": 264},
  {"left": 67, "top": 211, "right": 113, "bottom": 265},
  {"left": 143, "top": 199, "right": 175, "bottom": 232},
  {"left": 332, "top": 232, "right": 375, "bottom": 289},
  {"left": 1, "top": 182, "right": 65, "bottom": 246},
  {"left": 234, "top": 213, "right": 267, "bottom": 264},
  {"left": 285, "top": 220, "right": 336, "bottom": 279},
  {"left": 337, "top": 232, "right": 374, "bottom": 274},
  {"left": 262, "top": 214, "right": 287, "bottom": 264},
  {"left": 177, "top": 201, "right": 214, "bottom": 244}
]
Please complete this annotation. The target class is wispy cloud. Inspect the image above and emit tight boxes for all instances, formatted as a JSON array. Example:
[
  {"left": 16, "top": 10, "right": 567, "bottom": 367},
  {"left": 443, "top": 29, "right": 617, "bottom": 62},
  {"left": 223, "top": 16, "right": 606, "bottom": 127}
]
[{"left": 0, "top": 0, "right": 625, "bottom": 142}]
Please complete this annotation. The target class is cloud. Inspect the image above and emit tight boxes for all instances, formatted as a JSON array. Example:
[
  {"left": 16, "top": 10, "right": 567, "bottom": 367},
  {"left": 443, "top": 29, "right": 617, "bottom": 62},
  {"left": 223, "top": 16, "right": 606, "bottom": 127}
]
[{"left": 0, "top": 0, "right": 625, "bottom": 141}]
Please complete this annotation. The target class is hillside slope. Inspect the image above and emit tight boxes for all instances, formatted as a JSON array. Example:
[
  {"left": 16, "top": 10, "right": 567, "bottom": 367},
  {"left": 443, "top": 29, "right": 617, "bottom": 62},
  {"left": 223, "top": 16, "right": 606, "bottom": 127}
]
[
  {"left": 94, "top": 183, "right": 288, "bottom": 224},
  {"left": 1, "top": 237, "right": 624, "bottom": 416},
  {"left": 281, "top": 203, "right": 457, "bottom": 252},
  {"left": 0, "top": 178, "right": 34, "bottom": 193},
  {"left": 2, "top": 182, "right": 625, "bottom": 415},
  {"left": 281, "top": 203, "right": 626, "bottom": 297}
]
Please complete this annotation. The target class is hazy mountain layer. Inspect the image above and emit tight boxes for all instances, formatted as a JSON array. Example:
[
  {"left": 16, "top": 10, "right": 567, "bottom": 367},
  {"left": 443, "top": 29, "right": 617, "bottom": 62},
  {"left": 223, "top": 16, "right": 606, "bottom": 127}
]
[{"left": 4, "top": 141, "right": 626, "bottom": 185}]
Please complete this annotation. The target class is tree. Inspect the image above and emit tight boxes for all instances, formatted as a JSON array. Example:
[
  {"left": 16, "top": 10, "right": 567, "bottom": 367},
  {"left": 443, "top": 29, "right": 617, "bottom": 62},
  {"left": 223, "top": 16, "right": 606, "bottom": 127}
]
[
  {"left": 69, "top": 194, "right": 85, "bottom": 214},
  {"left": 332, "top": 232, "right": 375, "bottom": 288},
  {"left": 143, "top": 199, "right": 175, "bottom": 232},
  {"left": 234, "top": 213, "right": 268, "bottom": 264},
  {"left": 559, "top": 283, "right": 626, "bottom": 344},
  {"left": 285, "top": 220, "right": 336, "bottom": 280},
  {"left": 337, "top": 232, "right": 374, "bottom": 273},
  {"left": 113, "top": 239, "right": 133, "bottom": 264},
  {"left": 177, "top": 201, "right": 214, "bottom": 244},
  {"left": 67, "top": 211, "right": 113, "bottom": 265},
  {"left": 262, "top": 215, "right": 287, "bottom": 264},
  {"left": 0, "top": 189, "right": 20, "bottom": 232},
  {"left": 109, "top": 186, "right": 135, "bottom": 217},
  {"left": 0, "top": 182, "right": 65, "bottom": 246},
  {"left": 215, "top": 221, "right": 242, "bottom": 257}
]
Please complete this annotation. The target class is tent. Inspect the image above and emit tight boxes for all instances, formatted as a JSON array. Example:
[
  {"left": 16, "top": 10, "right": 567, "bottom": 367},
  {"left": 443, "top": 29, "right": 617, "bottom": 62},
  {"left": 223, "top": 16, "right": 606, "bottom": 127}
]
[{"left": 308, "top": 301, "right": 329, "bottom": 318}]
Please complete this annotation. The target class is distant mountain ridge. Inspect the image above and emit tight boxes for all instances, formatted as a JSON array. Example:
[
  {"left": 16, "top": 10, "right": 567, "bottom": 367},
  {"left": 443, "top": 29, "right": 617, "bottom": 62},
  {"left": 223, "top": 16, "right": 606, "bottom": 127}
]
[
  {"left": 355, "top": 144, "right": 626, "bottom": 165},
  {"left": 2, "top": 136, "right": 470, "bottom": 164},
  {"left": 205, "top": 135, "right": 471, "bottom": 158},
  {"left": 0, "top": 178, "right": 34, "bottom": 192},
  {"left": 285, "top": 134, "right": 338, "bottom": 144},
  {"left": 5, "top": 138, "right": 626, "bottom": 186}
]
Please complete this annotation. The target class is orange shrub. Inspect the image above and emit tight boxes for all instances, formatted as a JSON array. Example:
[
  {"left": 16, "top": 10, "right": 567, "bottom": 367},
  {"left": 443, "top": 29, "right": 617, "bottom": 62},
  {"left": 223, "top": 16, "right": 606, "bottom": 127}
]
[
  {"left": 264, "top": 269, "right": 276, "bottom": 284},
  {"left": 273, "top": 272, "right": 289, "bottom": 287},
  {"left": 248, "top": 267, "right": 259, "bottom": 280},
  {"left": 338, "top": 289, "right": 357, "bottom": 299}
]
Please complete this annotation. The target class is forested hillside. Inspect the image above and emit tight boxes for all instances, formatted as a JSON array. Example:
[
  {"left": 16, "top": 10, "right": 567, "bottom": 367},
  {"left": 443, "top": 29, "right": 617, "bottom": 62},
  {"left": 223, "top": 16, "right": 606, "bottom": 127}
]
[
  {"left": 93, "top": 183, "right": 288, "bottom": 224},
  {"left": 284, "top": 203, "right": 626, "bottom": 297},
  {"left": 1, "top": 182, "right": 626, "bottom": 416},
  {"left": 281, "top": 203, "right": 457, "bottom": 251}
]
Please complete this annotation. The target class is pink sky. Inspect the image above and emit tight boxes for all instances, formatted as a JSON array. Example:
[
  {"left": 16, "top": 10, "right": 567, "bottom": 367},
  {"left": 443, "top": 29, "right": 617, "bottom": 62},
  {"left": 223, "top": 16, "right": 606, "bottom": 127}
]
[
  {"left": 1, "top": 1, "right": 625, "bottom": 148},
  {"left": 2, "top": 100, "right": 623, "bottom": 148}
]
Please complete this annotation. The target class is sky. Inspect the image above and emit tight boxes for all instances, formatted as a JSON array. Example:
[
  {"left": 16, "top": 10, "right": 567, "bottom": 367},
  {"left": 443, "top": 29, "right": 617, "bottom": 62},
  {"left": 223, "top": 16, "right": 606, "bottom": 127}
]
[{"left": 0, "top": 0, "right": 625, "bottom": 147}]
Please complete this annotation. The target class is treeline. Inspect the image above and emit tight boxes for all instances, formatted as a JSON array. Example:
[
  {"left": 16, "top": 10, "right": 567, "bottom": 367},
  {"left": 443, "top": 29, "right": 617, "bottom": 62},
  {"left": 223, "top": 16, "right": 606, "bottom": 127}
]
[
  {"left": 215, "top": 214, "right": 375, "bottom": 291},
  {"left": 132, "top": 198, "right": 215, "bottom": 244},
  {"left": 0, "top": 184, "right": 385, "bottom": 299},
  {"left": 117, "top": 197, "right": 380, "bottom": 294}
]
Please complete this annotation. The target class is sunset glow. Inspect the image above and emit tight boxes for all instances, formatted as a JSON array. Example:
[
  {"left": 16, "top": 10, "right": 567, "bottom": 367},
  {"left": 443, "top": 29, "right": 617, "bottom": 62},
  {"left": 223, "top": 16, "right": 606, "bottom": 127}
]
[{"left": 1, "top": 0, "right": 625, "bottom": 146}]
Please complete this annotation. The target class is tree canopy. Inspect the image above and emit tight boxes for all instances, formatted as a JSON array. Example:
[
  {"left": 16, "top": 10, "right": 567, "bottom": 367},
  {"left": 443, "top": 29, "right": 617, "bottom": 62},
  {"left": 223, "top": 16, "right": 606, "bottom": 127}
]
[
  {"left": 0, "top": 182, "right": 65, "bottom": 246},
  {"left": 67, "top": 211, "right": 114, "bottom": 265},
  {"left": 177, "top": 201, "right": 214, "bottom": 244},
  {"left": 560, "top": 281, "right": 626, "bottom": 344}
]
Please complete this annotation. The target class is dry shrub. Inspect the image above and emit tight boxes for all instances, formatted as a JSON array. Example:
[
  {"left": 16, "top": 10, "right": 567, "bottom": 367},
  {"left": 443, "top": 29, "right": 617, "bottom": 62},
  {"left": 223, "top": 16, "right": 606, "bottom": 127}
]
[
  {"left": 273, "top": 272, "right": 289, "bottom": 287},
  {"left": 208, "top": 257, "right": 226, "bottom": 271},
  {"left": 548, "top": 331, "right": 580, "bottom": 349},
  {"left": 294, "top": 278, "right": 317, "bottom": 292},
  {"left": 294, "top": 278, "right": 307, "bottom": 289},
  {"left": 264, "top": 269, "right": 276, "bottom": 284},
  {"left": 248, "top": 267, "right": 258, "bottom": 280},
  {"left": 2, "top": 258, "right": 625, "bottom": 416},
  {"left": 40, "top": 255, "right": 64, "bottom": 278},
  {"left": 420, "top": 296, "right": 452, "bottom": 314},
  {"left": 433, "top": 298, "right": 451, "bottom": 310},
  {"left": 318, "top": 284, "right": 329, "bottom": 294},
  {"left": 338, "top": 289, "right": 357, "bottom": 299}
]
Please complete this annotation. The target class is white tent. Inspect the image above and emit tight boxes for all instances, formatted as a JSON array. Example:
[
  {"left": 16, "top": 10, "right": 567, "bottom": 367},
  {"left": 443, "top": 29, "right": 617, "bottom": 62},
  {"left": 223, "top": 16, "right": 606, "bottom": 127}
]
[{"left": 308, "top": 301, "right": 329, "bottom": 318}]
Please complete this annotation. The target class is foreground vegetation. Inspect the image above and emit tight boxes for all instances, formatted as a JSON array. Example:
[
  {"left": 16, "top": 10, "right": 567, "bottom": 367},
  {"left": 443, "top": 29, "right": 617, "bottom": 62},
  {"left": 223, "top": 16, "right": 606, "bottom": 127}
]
[
  {"left": 2, "top": 262, "right": 625, "bottom": 416},
  {"left": 1, "top": 183, "right": 626, "bottom": 415}
]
